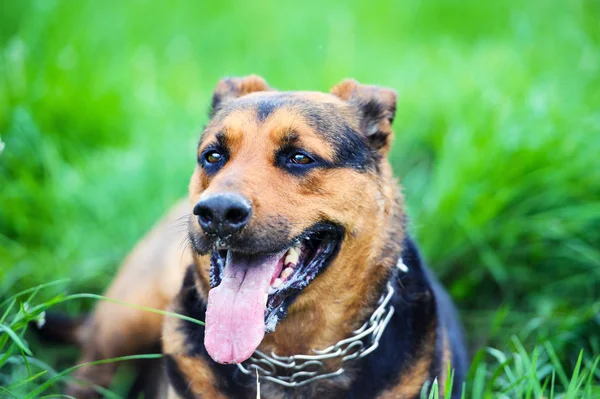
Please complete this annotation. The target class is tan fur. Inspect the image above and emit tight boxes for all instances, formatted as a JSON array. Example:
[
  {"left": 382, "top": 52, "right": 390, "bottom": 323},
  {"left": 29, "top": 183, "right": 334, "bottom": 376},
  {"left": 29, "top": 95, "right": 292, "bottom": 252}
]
[
  {"left": 63, "top": 76, "right": 443, "bottom": 399},
  {"left": 66, "top": 200, "right": 192, "bottom": 397}
]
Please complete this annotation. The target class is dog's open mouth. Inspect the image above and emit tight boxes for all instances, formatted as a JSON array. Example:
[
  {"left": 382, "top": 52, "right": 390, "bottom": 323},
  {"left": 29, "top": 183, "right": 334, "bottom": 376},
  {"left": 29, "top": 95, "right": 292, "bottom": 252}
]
[{"left": 203, "top": 223, "right": 342, "bottom": 364}]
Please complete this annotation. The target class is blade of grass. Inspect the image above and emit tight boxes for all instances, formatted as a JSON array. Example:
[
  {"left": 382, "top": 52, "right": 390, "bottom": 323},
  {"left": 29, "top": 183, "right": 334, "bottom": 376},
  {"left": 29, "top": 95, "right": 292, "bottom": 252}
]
[
  {"left": 549, "top": 369, "right": 555, "bottom": 399},
  {"left": 26, "top": 293, "right": 205, "bottom": 327},
  {"left": 0, "top": 279, "right": 71, "bottom": 308},
  {"left": 8, "top": 370, "right": 48, "bottom": 389},
  {"left": 565, "top": 350, "right": 583, "bottom": 397},
  {"left": 23, "top": 353, "right": 163, "bottom": 399},
  {"left": 0, "top": 299, "right": 16, "bottom": 324},
  {"left": 0, "top": 386, "right": 18, "bottom": 398},
  {"left": 544, "top": 341, "right": 569, "bottom": 389},
  {"left": 444, "top": 364, "right": 455, "bottom": 398},
  {"left": 0, "top": 324, "right": 32, "bottom": 356}
]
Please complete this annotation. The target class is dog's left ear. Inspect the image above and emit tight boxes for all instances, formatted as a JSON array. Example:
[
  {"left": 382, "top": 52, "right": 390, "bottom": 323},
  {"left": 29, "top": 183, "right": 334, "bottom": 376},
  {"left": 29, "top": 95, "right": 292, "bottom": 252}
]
[
  {"left": 330, "top": 79, "right": 397, "bottom": 152},
  {"left": 211, "top": 75, "right": 271, "bottom": 116}
]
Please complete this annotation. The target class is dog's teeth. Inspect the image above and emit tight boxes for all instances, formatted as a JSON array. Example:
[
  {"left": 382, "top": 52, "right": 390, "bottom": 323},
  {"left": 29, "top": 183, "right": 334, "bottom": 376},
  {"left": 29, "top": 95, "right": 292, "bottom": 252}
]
[
  {"left": 281, "top": 267, "right": 293, "bottom": 280},
  {"left": 271, "top": 278, "right": 282, "bottom": 289},
  {"left": 285, "top": 248, "right": 300, "bottom": 266}
]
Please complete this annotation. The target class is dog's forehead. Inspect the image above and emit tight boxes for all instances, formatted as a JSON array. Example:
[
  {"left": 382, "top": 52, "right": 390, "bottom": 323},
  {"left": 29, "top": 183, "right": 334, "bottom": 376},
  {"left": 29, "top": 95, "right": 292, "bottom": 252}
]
[
  {"left": 234, "top": 91, "right": 349, "bottom": 116},
  {"left": 207, "top": 91, "right": 358, "bottom": 139}
]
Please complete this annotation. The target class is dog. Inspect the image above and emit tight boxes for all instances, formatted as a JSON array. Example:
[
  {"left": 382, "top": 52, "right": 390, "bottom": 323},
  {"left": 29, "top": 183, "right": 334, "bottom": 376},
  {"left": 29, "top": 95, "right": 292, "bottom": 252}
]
[{"left": 40, "top": 75, "right": 467, "bottom": 398}]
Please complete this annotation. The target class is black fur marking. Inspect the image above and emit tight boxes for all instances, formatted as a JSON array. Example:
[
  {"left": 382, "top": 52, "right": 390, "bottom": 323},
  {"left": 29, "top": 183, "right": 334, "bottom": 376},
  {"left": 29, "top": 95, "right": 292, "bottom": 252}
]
[
  {"left": 165, "top": 355, "right": 196, "bottom": 399},
  {"left": 331, "top": 126, "right": 379, "bottom": 172},
  {"left": 360, "top": 99, "right": 385, "bottom": 124},
  {"left": 256, "top": 99, "right": 281, "bottom": 122},
  {"left": 126, "top": 351, "right": 165, "bottom": 399},
  {"left": 279, "top": 131, "right": 300, "bottom": 147},
  {"left": 427, "top": 321, "right": 446, "bottom": 393},
  {"left": 367, "top": 130, "right": 389, "bottom": 150},
  {"left": 214, "top": 132, "right": 228, "bottom": 149},
  {"left": 210, "top": 95, "right": 221, "bottom": 117},
  {"left": 357, "top": 99, "right": 394, "bottom": 151}
]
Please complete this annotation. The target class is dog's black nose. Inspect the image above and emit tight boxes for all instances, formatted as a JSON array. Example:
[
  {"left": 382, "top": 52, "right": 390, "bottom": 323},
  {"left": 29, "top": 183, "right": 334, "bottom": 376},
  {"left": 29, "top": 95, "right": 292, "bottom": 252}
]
[{"left": 193, "top": 193, "right": 252, "bottom": 237}]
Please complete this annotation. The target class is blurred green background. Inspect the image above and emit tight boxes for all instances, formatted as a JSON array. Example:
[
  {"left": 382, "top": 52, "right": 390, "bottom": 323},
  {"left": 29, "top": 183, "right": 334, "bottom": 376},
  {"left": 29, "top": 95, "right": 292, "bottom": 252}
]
[{"left": 1, "top": 0, "right": 599, "bottom": 397}]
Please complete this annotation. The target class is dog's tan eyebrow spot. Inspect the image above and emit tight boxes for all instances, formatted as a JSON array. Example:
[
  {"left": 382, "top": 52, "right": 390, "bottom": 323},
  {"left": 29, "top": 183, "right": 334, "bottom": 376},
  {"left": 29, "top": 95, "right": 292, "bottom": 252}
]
[
  {"left": 199, "top": 110, "right": 254, "bottom": 153},
  {"left": 266, "top": 111, "right": 336, "bottom": 161}
]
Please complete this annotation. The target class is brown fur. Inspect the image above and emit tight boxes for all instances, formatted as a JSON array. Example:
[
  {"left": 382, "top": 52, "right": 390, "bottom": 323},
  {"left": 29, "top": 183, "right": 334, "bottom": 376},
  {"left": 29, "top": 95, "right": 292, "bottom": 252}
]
[
  {"left": 64, "top": 200, "right": 191, "bottom": 397},
  {"left": 56, "top": 75, "right": 458, "bottom": 398}
]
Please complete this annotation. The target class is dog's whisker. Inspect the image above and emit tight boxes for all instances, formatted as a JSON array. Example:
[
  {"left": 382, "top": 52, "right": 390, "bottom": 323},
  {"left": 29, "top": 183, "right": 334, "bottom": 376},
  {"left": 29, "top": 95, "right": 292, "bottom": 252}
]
[{"left": 170, "top": 214, "right": 192, "bottom": 233}]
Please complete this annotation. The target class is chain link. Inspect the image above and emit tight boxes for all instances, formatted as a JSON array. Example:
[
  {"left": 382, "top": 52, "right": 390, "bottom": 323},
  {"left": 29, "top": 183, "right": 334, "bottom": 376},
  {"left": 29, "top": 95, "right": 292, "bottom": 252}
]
[{"left": 236, "top": 267, "right": 400, "bottom": 388}]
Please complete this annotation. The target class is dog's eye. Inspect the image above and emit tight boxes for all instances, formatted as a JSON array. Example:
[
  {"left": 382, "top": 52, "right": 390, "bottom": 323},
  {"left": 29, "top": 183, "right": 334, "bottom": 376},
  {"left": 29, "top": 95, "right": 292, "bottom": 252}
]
[
  {"left": 205, "top": 151, "right": 223, "bottom": 164},
  {"left": 289, "top": 153, "right": 314, "bottom": 165}
]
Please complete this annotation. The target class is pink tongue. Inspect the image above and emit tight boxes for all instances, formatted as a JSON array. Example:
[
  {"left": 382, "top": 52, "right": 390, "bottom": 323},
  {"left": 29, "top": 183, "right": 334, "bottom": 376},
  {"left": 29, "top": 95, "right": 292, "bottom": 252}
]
[{"left": 205, "top": 250, "right": 284, "bottom": 364}]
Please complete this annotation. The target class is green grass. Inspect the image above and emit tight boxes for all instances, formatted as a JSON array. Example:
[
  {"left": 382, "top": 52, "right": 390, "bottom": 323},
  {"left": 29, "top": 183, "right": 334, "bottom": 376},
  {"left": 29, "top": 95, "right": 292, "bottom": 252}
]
[{"left": 1, "top": 0, "right": 599, "bottom": 397}]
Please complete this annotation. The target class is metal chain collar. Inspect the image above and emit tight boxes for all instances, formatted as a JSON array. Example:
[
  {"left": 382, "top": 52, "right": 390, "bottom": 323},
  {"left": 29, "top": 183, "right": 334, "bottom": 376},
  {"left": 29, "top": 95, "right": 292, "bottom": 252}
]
[{"left": 235, "top": 258, "right": 407, "bottom": 388}]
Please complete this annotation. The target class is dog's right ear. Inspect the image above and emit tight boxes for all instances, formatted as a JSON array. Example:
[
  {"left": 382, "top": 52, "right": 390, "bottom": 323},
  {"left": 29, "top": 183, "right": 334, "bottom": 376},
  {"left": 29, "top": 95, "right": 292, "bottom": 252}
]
[
  {"left": 330, "top": 79, "right": 397, "bottom": 154},
  {"left": 210, "top": 75, "right": 271, "bottom": 116}
]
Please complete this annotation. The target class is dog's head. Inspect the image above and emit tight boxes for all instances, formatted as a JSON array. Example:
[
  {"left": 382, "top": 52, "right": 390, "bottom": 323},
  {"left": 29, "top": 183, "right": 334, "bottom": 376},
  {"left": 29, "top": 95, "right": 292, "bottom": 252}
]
[{"left": 188, "top": 75, "right": 402, "bottom": 364}]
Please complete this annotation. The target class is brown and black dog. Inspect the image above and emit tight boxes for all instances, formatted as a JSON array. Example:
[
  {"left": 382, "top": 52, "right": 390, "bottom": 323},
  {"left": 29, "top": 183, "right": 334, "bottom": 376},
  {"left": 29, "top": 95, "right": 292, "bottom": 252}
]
[{"left": 41, "top": 76, "right": 467, "bottom": 398}]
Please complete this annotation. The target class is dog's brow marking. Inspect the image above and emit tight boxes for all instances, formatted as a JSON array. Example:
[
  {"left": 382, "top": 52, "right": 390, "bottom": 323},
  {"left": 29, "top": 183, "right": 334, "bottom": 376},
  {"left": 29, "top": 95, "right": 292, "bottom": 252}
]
[
  {"left": 215, "top": 132, "right": 227, "bottom": 146},
  {"left": 279, "top": 131, "right": 300, "bottom": 147},
  {"left": 198, "top": 131, "right": 225, "bottom": 152}
]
